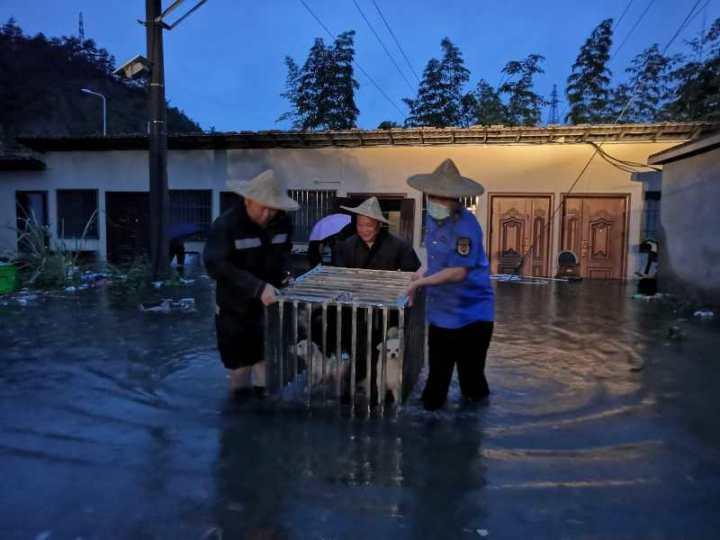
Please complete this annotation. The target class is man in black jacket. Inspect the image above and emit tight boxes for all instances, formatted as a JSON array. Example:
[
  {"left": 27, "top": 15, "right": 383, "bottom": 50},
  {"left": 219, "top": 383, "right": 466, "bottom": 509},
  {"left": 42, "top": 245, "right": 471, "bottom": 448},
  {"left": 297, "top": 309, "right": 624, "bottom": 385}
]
[
  {"left": 203, "top": 170, "right": 299, "bottom": 397},
  {"left": 335, "top": 197, "right": 420, "bottom": 272},
  {"left": 317, "top": 197, "right": 420, "bottom": 389}
]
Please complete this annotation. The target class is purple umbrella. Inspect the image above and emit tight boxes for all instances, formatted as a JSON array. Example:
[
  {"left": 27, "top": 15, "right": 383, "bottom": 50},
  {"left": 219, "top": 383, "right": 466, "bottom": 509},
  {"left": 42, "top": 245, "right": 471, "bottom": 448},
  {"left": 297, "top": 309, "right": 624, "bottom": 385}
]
[{"left": 309, "top": 213, "right": 352, "bottom": 241}]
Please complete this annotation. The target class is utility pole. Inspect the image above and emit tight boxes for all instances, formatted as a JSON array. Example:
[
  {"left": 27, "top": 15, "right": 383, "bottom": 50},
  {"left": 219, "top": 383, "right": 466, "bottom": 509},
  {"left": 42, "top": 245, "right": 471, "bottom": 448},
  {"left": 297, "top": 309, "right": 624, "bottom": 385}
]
[
  {"left": 146, "top": 0, "right": 170, "bottom": 280},
  {"left": 548, "top": 84, "right": 559, "bottom": 125},
  {"left": 113, "top": 1, "right": 206, "bottom": 280},
  {"left": 78, "top": 12, "right": 85, "bottom": 41}
]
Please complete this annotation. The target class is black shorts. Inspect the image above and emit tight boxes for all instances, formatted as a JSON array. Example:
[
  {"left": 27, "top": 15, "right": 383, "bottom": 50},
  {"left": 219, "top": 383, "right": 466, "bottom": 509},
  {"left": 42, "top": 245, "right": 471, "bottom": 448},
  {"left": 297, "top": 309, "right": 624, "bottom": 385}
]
[{"left": 215, "top": 306, "right": 264, "bottom": 369}]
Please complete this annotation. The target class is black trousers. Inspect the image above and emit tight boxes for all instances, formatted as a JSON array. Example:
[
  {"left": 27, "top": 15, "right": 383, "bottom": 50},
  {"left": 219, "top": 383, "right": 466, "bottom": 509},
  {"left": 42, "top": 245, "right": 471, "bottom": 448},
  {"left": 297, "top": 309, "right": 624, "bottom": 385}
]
[
  {"left": 215, "top": 306, "right": 264, "bottom": 369},
  {"left": 422, "top": 320, "right": 494, "bottom": 410}
]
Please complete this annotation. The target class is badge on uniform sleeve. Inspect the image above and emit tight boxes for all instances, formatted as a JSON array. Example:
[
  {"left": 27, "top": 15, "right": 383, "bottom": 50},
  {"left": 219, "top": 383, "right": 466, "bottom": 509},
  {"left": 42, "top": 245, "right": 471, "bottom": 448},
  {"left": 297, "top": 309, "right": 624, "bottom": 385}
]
[{"left": 456, "top": 237, "right": 471, "bottom": 256}]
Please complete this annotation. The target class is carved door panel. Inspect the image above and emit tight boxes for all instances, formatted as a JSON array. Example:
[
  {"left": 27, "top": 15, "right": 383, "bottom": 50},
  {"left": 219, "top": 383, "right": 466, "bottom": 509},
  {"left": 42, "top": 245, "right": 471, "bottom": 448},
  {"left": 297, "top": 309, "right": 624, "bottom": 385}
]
[
  {"left": 561, "top": 196, "right": 627, "bottom": 279},
  {"left": 489, "top": 195, "right": 551, "bottom": 277}
]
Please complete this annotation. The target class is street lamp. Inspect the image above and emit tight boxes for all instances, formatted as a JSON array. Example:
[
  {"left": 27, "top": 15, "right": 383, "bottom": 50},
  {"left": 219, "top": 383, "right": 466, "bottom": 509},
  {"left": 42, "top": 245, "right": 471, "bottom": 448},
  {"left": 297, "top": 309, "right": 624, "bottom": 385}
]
[{"left": 81, "top": 88, "right": 107, "bottom": 136}]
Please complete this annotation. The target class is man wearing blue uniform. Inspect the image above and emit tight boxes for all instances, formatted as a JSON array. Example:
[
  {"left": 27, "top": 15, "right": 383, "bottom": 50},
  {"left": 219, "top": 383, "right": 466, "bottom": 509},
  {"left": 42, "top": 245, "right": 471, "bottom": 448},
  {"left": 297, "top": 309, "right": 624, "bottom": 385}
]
[{"left": 406, "top": 159, "right": 494, "bottom": 411}]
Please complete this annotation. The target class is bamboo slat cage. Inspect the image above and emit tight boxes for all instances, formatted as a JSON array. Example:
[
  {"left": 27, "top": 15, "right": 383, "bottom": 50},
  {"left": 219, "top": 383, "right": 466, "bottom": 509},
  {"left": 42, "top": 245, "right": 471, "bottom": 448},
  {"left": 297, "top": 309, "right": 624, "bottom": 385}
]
[{"left": 264, "top": 265, "right": 426, "bottom": 412}]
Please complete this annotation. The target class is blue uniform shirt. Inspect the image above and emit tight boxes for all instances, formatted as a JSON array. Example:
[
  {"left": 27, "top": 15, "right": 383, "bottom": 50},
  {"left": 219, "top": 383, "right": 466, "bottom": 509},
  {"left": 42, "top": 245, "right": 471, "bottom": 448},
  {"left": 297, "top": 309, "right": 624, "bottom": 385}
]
[{"left": 425, "top": 207, "right": 495, "bottom": 328}]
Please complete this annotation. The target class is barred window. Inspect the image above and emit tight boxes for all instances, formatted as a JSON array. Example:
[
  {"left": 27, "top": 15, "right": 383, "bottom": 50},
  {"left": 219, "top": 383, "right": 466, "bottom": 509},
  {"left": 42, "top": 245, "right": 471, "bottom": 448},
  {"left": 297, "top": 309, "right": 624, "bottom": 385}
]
[
  {"left": 169, "top": 190, "right": 212, "bottom": 238},
  {"left": 57, "top": 189, "right": 98, "bottom": 238},
  {"left": 460, "top": 195, "right": 479, "bottom": 212},
  {"left": 287, "top": 189, "right": 337, "bottom": 243}
]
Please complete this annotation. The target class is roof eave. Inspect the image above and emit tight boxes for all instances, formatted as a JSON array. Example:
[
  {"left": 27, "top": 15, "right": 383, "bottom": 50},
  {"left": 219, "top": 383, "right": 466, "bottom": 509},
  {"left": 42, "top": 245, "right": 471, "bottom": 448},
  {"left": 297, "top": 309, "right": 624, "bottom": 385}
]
[{"left": 648, "top": 131, "right": 720, "bottom": 165}]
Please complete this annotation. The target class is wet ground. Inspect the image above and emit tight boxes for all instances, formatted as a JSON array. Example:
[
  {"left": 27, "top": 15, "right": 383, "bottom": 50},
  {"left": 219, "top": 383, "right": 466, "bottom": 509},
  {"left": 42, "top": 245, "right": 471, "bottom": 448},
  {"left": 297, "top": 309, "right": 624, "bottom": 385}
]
[{"left": 1, "top": 278, "right": 720, "bottom": 539}]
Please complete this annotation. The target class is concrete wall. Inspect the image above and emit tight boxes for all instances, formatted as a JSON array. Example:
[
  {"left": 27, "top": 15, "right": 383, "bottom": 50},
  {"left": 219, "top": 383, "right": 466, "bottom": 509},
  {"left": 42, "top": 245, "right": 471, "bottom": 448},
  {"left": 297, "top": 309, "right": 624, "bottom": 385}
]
[
  {"left": 657, "top": 148, "right": 720, "bottom": 305},
  {"left": 0, "top": 140, "right": 682, "bottom": 277}
]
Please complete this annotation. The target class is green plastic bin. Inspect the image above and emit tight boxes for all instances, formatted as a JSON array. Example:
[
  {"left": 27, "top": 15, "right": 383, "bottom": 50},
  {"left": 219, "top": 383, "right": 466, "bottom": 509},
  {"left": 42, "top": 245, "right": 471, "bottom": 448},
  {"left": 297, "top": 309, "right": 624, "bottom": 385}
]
[{"left": 0, "top": 263, "right": 17, "bottom": 294}]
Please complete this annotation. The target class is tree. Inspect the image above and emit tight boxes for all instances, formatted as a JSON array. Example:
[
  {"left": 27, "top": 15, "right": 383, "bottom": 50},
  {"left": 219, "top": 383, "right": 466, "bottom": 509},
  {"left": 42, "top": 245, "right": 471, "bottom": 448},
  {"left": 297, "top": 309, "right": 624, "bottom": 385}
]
[
  {"left": 611, "top": 44, "right": 674, "bottom": 123},
  {"left": 404, "top": 37, "right": 469, "bottom": 127},
  {"left": 566, "top": 18, "right": 614, "bottom": 124},
  {"left": 439, "top": 37, "right": 470, "bottom": 124},
  {"left": 461, "top": 79, "right": 509, "bottom": 126},
  {"left": 663, "top": 18, "right": 720, "bottom": 121},
  {"left": 499, "top": 55, "right": 546, "bottom": 126},
  {"left": 326, "top": 31, "right": 359, "bottom": 129},
  {"left": 377, "top": 120, "right": 399, "bottom": 129},
  {"left": 279, "top": 57, "right": 302, "bottom": 127},
  {"left": 279, "top": 31, "right": 359, "bottom": 130},
  {"left": 403, "top": 58, "right": 446, "bottom": 126}
]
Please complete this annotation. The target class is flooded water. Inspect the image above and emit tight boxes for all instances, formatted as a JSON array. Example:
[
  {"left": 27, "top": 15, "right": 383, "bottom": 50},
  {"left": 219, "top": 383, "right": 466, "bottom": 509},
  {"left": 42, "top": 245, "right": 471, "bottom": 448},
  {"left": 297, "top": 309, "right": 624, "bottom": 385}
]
[{"left": 1, "top": 278, "right": 720, "bottom": 539}]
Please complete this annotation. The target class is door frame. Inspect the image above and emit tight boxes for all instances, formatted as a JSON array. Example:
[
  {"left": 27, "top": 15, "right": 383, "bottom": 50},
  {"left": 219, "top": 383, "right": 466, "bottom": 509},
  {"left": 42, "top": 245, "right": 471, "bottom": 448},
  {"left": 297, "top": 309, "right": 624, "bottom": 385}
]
[
  {"left": 487, "top": 192, "right": 555, "bottom": 277},
  {"left": 560, "top": 193, "right": 631, "bottom": 280}
]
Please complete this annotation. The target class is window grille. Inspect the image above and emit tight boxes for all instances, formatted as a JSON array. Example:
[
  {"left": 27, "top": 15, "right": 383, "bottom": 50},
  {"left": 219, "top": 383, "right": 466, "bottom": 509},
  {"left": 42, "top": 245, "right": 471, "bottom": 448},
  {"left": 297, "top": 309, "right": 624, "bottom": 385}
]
[{"left": 57, "top": 189, "right": 98, "bottom": 238}]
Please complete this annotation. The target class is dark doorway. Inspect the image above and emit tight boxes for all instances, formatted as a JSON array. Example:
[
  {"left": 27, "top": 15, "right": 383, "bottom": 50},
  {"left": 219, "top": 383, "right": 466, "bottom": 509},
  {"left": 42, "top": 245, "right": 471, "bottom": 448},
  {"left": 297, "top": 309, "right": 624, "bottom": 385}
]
[
  {"left": 15, "top": 191, "right": 48, "bottom": 252},
  {"left": 106, "top": 192, "right": 150, "bottom": 264},
  {"left": 15, "top": 191, "right": 48, "bottom": 229}
]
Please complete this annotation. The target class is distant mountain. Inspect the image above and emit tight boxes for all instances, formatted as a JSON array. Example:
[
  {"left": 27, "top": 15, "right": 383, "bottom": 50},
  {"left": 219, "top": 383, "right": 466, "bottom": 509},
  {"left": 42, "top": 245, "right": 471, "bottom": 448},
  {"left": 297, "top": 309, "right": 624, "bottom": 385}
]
[{"left": 0, "top": 18, "right": 201, "bottom": 147}]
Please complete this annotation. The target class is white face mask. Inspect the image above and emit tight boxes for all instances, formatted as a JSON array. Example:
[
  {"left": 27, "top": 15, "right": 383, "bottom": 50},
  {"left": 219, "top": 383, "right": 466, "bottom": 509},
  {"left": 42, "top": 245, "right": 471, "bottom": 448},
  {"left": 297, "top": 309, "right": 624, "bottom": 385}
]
[{"left": 427, "top": 199, "right": 451, "bottom": 220}]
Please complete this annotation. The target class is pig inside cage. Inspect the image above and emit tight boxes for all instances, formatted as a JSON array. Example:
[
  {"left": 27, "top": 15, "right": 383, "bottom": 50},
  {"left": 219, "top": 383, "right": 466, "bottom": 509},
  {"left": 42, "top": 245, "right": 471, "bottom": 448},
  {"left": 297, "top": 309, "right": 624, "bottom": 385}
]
[{"left": 264, "top": 266, "right": 426, "bottom": 410}]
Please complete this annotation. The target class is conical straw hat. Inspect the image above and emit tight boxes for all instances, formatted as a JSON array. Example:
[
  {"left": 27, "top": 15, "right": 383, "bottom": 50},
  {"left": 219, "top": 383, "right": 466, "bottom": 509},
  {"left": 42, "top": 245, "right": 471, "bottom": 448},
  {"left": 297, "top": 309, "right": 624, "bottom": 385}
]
[
  {"left": 407, "top": 159, "right": 485, "bottom": 198},
  {"left": 226, "top": 169, "right": 299, "bottom": 211},
  {"left": 340, "top": 196, "right": 389, "bottom": 224}
]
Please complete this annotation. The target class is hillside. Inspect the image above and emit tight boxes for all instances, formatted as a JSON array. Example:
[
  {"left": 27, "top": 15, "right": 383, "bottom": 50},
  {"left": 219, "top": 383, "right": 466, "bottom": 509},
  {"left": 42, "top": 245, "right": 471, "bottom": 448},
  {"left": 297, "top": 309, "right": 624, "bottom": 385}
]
[{"left": 0, "top": 19, "right": 201, "bottom": 147}]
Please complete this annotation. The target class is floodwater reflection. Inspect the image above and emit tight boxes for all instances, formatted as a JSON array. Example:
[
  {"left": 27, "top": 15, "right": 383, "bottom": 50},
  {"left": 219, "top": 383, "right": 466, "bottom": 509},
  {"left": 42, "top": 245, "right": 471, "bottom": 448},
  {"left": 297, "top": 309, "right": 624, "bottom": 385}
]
[{"left": 1, "top": 279, "right": 719, "bottom": 539}]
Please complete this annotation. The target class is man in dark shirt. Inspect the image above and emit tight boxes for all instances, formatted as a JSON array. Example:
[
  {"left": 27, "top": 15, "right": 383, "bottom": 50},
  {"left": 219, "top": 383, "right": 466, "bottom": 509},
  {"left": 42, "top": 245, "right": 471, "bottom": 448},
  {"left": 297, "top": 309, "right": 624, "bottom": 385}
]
[
  {"left": 203, "top": 169, "right": 299, "bottom": 398},
  {"left": 317, "top": 197, "right": 420, "bottom": 389},
  {"left": 335, "top": 197, "right": 420, "bottom": 272}
]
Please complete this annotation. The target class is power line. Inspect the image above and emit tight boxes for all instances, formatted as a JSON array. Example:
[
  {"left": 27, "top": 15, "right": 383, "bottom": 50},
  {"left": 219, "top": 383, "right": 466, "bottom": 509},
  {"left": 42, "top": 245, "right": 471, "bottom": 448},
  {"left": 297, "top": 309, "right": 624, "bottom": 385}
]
[
  {"left": 298, "top": 0, "right": 406, "bottom": 118},
  {"left": 663, "top": 0, "right": 708, "bottom": 53},
  {"left": 351, "top": 0, "right": 415, "bottom": 93},
  {"left": 370, "top": 0, "right": 421, "bottom": 83},
  {"left": 613, "top": 0, "right": 657, "bottom": 57},
  {"left": 613, "top": 0, "right": 636, "bottom": 31}
]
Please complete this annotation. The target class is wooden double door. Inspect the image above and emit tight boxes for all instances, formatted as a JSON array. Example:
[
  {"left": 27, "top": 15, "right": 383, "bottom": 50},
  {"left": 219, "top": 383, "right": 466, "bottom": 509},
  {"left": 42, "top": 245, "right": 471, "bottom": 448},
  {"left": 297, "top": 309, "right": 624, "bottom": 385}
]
[
  {"left": 560, "top": 195, "right": 629, "bottom": 280},
  {"left": 489, "top": 195, "right": 553, "bottom": 277},
  {"left": 489, "top": 194, "right": 629, "bottom": 279}
]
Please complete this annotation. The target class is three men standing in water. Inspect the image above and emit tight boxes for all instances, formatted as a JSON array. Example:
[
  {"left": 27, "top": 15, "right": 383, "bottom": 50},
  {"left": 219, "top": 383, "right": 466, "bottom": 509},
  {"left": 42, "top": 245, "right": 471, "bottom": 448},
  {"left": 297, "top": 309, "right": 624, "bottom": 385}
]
[{"left": 204, "top": 159, "right": 494, "bottom": 410}]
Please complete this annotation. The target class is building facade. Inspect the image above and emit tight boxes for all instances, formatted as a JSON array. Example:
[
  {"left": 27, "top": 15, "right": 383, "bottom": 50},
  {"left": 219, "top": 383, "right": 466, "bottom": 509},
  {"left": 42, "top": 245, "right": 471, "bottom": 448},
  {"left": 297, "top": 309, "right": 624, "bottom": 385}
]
[
  {"left": 2, "top": 123, "right": 716, "bottom": 279},
  {"left": 648, "top": 132, "right": 720, "bottom": 304}
]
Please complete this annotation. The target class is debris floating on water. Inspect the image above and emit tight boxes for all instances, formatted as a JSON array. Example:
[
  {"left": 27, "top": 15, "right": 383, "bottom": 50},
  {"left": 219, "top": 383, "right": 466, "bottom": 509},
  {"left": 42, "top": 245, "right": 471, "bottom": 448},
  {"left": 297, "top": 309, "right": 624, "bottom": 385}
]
[
  {"left": 694, "top": 309, "right": 715, "bottom": 320},
  {"left": 667, "top": 326, "right": 686, "bottom": 341},
  {"left": 139, "top": 297, "right": 196, "bottom": 314},
  {"left": 632, "top": 293, "right": 669, "bottom": 302}
]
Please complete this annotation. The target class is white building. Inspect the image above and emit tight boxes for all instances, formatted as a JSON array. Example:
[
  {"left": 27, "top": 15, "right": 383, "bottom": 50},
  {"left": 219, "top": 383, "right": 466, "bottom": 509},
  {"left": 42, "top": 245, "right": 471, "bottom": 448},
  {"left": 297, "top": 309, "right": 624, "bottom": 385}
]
[
  {"left": 2, "top": 122, "right": 716, "bottom": 279},
  {"left": 648, "top": 131, "right": 720, "bottom": 304}
]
